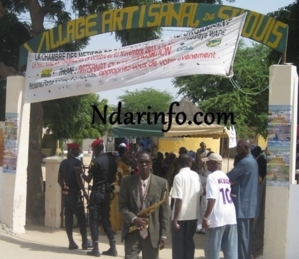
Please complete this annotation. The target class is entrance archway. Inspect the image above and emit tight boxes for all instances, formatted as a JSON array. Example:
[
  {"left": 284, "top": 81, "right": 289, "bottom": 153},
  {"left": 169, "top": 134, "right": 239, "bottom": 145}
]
[
  {"left": 1, "top": 3, "right": 298, "bottom": 259},
  {"left": 19, "top": 3, "right": 288, "bottom": 66}
]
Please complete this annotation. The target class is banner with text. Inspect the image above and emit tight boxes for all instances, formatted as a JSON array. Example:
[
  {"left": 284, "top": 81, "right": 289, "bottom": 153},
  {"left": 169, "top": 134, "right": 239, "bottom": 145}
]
[{"left": 24, "top": 13, "right": 246, "bottom": 103}]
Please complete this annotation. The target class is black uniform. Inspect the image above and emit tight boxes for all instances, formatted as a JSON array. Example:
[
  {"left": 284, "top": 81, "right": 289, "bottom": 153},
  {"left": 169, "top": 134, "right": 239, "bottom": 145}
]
[
  {"left": 88, "top": 153, "right": 117, "bottom": 243},
  {"left": 59, "top": 156, "right": 88, "bottom": 245}
]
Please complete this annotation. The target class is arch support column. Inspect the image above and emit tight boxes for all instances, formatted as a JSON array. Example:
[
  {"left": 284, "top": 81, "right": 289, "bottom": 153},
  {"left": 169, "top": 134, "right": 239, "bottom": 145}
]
[
  {"left": 0, "top": 76, "right": 30, "bottom": 234},
  {"left": 264, "top": 65, "right": 298, "bottom": 258}
]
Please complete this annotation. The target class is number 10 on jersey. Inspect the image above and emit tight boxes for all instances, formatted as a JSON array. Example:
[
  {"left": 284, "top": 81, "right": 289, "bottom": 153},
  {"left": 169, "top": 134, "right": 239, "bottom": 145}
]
[{"left": 220, "top": 188, "right": 233, "bottom": 204}]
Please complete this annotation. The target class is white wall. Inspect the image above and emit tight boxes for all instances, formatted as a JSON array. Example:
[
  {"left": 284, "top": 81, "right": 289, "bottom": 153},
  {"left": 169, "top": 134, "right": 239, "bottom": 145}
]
[
  {"left": 44, "top": 156, "right": 64, "bottom": 228},
  {"left": 264, "top": 187, "right": 289, "bottom": 259},
  {"left": 0, "top": 166, "right": 2, "bottom": 222},
  {"left": 0, "top": 121, "right": 4, "bottom": 223},
  {"left": 0, "top": 76, "right": 30, "bottom": 234},
  {"left": 286, "top": 185, "right": 299, "bottom": 258}
]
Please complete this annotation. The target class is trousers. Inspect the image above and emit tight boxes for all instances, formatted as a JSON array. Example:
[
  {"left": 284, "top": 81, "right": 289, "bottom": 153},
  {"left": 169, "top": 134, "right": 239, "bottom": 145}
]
[
  {"left": 205, "top": 224, "right": 238, "bottom": 259},
  {"left": 89, "top": 190, "right": 115, "bottom": 242},
  {"left": 237, "top": 218, "right": 254, "bottom": 259},
  {"left": 124, "top": 231, "right": 159, "bottom": 259},
  {"left": 172, "top": 219, "right": 197, "bottom": 259},
  {"left": 64, "top": 191, "right": 87, "bottom": 243}
]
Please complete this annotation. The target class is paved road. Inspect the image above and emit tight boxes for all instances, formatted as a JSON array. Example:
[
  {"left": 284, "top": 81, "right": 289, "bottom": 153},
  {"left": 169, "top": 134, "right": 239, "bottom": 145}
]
[{"left": 0, "top": 223, "right": 218, "bottom": 259}]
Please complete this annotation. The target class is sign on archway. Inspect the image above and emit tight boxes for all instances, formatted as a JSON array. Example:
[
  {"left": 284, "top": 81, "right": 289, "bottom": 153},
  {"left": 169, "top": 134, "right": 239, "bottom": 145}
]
[
  {"left": 19, "top": 3, "right": 288, "bottom": 67},
  {"left": 24, "top": 13, "right": 246, "bottom": 103}
]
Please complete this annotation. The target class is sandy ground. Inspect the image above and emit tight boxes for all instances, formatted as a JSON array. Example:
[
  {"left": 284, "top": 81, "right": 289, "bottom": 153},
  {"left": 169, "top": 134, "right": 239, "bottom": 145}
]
[{"left": 0, "top": 223, "right": 226, "bottom": 259}]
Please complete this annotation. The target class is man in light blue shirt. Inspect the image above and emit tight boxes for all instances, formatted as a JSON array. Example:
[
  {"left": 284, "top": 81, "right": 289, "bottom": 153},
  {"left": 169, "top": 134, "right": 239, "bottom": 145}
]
[{"left": 227, "top": 139, "right": 259, "bottom": 259}]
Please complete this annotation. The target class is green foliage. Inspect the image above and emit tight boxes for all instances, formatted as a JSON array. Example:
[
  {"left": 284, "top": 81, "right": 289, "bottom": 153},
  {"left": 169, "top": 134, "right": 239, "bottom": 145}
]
[
  {"left": 117, "top": 88, "right": 173, "bottom": 120},
  {"left": 46, "top": 1, "right": 90, "bottom": 51},
  {"left": 115, "top": 26, "right": 162, "bottom": 46},
  {"left": 0, "top": 13, "right": 30, "bottom": 67},
  {"left": 42, "top": 93, "right": 111, "bottom": 140},
  {"left": 173, "top": 43, "right": 271, "bottom": 138},
  {"left": 1, "top": 0, "right": 27, "bottom": 14},
  {"left": 0, "top": 12, "right": 31, "bottom": 120},
  {"left": 268, "top": 2, "right": 299, "bottom": 69},
  {"left": 268, "top": 2, "right": 299, "bottom": 120}
]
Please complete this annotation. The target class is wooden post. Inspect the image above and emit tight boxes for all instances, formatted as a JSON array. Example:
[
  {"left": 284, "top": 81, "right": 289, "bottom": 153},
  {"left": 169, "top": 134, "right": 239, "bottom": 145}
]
[
  {"left": 221, "top": 130, "right": 225, "bottom": 157},
  {"left": 282, "top": 52, "right": 287, "bottom": 64}
]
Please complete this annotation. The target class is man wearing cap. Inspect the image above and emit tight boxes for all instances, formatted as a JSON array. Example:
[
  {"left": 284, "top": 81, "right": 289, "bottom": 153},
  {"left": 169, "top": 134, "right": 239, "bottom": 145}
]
[
  {"left": 58, "top": 143, "right": 92, "bottom": 250},
  {"left": 227, "top": 139, "right": 259, "bottom": 259},
  {"left": 77, "top": 138, "right": 118, "bottom": 257},
  {"left": 201, "top": 153, "right": 237, "bottom": 259}
]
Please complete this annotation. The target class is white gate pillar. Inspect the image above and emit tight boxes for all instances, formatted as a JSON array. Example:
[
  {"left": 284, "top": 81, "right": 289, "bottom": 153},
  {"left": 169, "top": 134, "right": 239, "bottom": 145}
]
[
  {"left": 0, "top": 76, "right": 30, "bottom": 234},
  {"left": 264, "top": 65, "right": 298, "bottom": 258},
  {"left": 44, "top": 156, "right": 64, "bottom": 228}
]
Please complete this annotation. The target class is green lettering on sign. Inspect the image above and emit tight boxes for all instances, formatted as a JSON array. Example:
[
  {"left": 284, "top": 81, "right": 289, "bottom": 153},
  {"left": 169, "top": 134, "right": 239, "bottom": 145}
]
[{"left": 19, "top": 3, "right": 288, "bottom": 66}]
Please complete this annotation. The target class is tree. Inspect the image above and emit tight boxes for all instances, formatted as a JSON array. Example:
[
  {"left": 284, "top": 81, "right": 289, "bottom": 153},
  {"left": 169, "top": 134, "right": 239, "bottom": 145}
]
[
  {"left": 117, "top": 88, "right": 173, "bottom": 121},
  {"left": 42, "top": 93, "right": 111, "bottom": 146},
  {"left": 173, "top": 42, "right": 271, "bottom": 138},
  {"left": 267, "top": 2, "right": 299, "bottom": 120},
  {"left": 268, "top": 2, "right": 299, "bottom": 69},
  {"left": 0, "top": 11, "right": 31, "bottom": 120}
]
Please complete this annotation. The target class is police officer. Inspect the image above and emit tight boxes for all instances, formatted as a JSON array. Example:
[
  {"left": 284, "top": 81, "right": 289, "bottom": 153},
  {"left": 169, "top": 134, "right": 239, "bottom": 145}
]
[
  {"left": 58, "top": 143, "right": 92, "bottom": 250},
  {"left": 77, "top": 139, "right": 118, "bottom": 257}
]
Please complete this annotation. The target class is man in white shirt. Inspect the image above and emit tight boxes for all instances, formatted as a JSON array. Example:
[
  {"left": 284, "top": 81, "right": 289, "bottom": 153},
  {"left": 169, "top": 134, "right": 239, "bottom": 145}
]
[
  {"left": 202, "top": 153, "right": 237, "bottom": 259},
  {"left": 172, "top": 154, "right": 202, "bottom": 259}
]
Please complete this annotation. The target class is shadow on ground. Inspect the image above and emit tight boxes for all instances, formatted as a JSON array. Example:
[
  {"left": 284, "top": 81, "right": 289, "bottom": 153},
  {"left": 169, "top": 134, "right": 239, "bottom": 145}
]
[
  {"left": 0, "top": 235, "right": 87, "bottom": 255},
  {"left": 0, "top": 222, "right": 213, "bottom": 258}
]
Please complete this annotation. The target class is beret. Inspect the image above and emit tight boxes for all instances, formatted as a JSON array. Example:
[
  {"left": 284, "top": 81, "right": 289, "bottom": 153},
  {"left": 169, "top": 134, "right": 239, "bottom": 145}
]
[
  {"left": 91, "top": 138, "right": 104, "bottom": 148},
  {"left": 67, "top": 143, "right": 80, "bottom": 149}
]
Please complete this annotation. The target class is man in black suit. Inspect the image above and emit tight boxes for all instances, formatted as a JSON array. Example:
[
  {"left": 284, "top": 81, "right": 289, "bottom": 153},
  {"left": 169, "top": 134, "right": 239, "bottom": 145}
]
[{"left": 119, "top": 151, "right": 170, "bottom": 259}]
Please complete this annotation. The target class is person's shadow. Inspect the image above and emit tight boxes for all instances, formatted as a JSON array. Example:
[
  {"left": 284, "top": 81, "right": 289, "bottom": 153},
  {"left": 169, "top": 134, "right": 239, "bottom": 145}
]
[
  {"left": 0, "top": 234, "right": 124, "bottom": 258},
  {"left": 0, "top": 235, "right": 83, "bottom": 255}
]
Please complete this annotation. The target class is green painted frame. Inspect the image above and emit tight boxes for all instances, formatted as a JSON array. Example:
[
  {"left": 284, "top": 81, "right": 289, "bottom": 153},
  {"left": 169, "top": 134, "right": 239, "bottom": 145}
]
[{"left": 19, "top": 3, "right": 288, "bottom": 66}]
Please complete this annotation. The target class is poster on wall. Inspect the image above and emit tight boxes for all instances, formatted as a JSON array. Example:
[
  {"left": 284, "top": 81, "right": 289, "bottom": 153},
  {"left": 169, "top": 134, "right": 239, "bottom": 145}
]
[
  {"left": 3, "top": 113, "right": 19, "bottom": 174},
  {"left": 268, "top": 105, "right": 291, "bottom": 125},
  {"left": 0, "top": 121, "right": 4, "bottom": 167},
  {"left": 266, "top": 105, "right": 291, "bottom": 186}
]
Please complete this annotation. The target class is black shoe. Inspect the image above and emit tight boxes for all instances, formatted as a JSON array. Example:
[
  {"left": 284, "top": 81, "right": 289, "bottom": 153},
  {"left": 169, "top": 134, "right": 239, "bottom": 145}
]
[
  {"left": 82, "top": 240, "right": 93, "bottom": 250},
  {"left": 69, "top": 243, "right": 79, "bottom": 250},
  {"left": 87, "top": 249, "right": 101, "bottom": 257},
  {"left": 102, "top": 247, "right": 118, "bottom": 257}
]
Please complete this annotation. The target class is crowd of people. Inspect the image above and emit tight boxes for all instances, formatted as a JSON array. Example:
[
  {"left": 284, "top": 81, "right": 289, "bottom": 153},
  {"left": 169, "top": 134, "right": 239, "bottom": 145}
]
[{"left": 58, "top": 138, "right": 266, "bottom": 259}]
